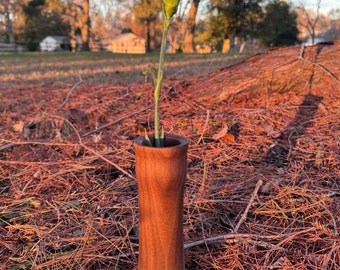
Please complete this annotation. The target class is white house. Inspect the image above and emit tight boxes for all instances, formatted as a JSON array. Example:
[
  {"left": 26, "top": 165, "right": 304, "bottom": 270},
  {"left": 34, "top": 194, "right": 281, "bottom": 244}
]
[{"left": 40, "top": 36, "right": 70, "bottom": 52}]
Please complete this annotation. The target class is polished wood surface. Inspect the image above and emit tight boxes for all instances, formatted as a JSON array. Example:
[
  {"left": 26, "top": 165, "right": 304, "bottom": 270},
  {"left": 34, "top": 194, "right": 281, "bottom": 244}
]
[{"left": 134, "top": 134, "right": 188, "bottom": 270}]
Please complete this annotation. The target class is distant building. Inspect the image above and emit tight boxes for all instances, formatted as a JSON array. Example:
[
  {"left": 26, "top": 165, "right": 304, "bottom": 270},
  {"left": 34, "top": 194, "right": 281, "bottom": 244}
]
[
  {"left": 195, "top": 44, "right": 212, "bottom": 54},
  {"left": 111, "top": 33, "right": 146, "bottom": 54},
  {"left": 40, "top": 36, "right": 70, "bottom": 52}
]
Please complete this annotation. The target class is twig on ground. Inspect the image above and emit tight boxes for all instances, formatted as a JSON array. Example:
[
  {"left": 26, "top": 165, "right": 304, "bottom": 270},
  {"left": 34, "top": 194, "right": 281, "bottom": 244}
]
[
  {"left": 322, "top": 241, "right": 339, "bottom": 270},
  {"left": 80, "top": 144, "right": 135, "bottom": 180},
  {"left": 184, "top": 228, "right": 316, "bottom": 250},
  {"left": 197, "top": 109, "right": 210, "bottom": 144},
  {"left": 263, "top": 226, "right": 323, "bottom": 265},
  {"left": 298, "top": 46, "right": 340, "bottom": 83},
  {"left": 0, "top": 143, "right": 16, "bottom": 151},
  {"left": 82, "top": 105, "right": 152, "bottom": 137},
  {"left": 56, "top": 73, "right": 83, "bottom": 111},
  {"left": 234, "top": 179, "right": 263, "bottom": 232},
  {"left": 82, "top": 82, "right": 179, "bottom": 137},
  {"left": 54, "top": 115, "right": 136, "bottom": 180},
  {"left": 201, "top": 199, "right": 261, "bottom": 205},
  {"left": 0, "top": 140, "right": 78, "bottom": 152}
]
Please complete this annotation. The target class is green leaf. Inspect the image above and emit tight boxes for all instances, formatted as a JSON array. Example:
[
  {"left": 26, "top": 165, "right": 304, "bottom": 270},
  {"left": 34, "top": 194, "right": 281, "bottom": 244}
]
[
  {"left": 160, "top": 126, "right": 164, "bottom": 147},
  {"left": 163, "top": 0, "right": 180, "bottom": 20},
  {"left": 144, "top": 130, "right": 153, "bottom": 147}
]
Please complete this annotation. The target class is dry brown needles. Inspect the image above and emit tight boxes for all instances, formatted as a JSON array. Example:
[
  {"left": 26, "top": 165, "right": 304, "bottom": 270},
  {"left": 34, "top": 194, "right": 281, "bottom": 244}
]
[{"left": 1, "top": 42, "right": 339, "bottom": 269}]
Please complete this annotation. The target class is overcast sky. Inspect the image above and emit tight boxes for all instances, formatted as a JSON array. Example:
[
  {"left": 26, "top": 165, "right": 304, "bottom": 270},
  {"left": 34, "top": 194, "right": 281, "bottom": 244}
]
[{"left": 296, "top": 0, "right": 340, "bottom": 14}]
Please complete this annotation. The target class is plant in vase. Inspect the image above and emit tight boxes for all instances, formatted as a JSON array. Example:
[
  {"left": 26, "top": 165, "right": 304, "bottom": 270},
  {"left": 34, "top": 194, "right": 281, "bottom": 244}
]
[{"left": 134, "top": 0, "right": 188, "bottom": 269}]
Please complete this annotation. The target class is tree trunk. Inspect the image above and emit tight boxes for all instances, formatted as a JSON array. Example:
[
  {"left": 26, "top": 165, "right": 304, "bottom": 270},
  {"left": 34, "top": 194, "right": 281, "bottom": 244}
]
[
  {"left": 4, "top": 0, "right": 15, "bottom": 44},
  {"left": 222, "top": 38, "right": 230, "bottom": 53},
  {"left": 182, "top": 0, "right": 200, "bottom": 53},
  {"left": 145, "top": 19, "right": 156, "bottom": 52},
  {"left": 311, "top": 32, "right": 315, "bottom": 45},
  {"left": 81, "top": 0, "right": 90, "bottom": 51},
  {"left": 239, "top": 41, "right": 246, "bottom": 53},
  {"left": 150, "top": 20, "right": 155, "bottom": 51}
]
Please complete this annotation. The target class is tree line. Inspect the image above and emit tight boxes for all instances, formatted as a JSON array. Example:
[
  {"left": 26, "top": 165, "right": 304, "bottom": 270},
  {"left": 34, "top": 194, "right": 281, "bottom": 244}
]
[{"left": 0, "top": 0, "right": 339, "bottom": 52}]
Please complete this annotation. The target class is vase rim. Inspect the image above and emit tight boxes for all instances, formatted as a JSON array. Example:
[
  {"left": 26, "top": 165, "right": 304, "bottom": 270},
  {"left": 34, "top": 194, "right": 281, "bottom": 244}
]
[{"left": 134, "top": 134, "right": 188, "bottom": 149}]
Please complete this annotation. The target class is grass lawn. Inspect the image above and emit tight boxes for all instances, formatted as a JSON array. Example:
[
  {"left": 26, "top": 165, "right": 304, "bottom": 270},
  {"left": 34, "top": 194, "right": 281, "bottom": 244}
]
[{"left": 0, "top": 51, "right": 250, "bottom": 86}]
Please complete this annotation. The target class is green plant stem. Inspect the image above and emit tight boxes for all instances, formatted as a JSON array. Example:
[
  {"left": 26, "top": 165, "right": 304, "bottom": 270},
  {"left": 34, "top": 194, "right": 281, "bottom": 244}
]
[{"left": 154, "top": 19, "right": 170, "bottom": 147}]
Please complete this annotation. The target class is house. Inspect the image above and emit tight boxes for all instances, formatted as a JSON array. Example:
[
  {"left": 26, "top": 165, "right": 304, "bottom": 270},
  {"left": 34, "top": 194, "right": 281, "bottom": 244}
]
[
  {"left": 40, "top": 36, "right": 70, "bottom": 52},
  {"left": 195, "top": 44, "right": 212, "bottom": 54},
  {"left": 111, "top": 33, "right": 146, "bottom": 54}
]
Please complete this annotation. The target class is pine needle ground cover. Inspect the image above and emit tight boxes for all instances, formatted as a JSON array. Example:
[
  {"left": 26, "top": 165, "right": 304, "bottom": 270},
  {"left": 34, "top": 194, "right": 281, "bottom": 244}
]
[{"left": 0, "top": 43, "right": 339, "bottom": 269}]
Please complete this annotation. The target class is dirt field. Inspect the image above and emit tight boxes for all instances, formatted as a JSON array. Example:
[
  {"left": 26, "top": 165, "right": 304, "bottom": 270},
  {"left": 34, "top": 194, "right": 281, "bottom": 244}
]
[{"left": 0, "top": 44, "right": 339, "bottom": 269}]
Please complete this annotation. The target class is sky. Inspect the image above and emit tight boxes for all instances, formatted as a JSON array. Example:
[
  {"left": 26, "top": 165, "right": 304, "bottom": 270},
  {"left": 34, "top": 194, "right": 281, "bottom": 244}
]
[
  {"left": 295, "top": 0, "right": 340, "bottom": 14},
  {"left": 193, "top": 0, "right": 340, "bottom": 17}
]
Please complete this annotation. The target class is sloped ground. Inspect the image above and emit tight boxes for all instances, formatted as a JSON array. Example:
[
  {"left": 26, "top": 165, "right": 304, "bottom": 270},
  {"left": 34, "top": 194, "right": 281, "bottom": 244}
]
[{"left": 0, "top": 42, "right": 339, "bottom": 269}]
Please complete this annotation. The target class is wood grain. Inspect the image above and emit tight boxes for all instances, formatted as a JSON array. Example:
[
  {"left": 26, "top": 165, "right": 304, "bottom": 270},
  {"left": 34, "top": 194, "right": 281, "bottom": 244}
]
[{"left": 134, "top": 134, "right": 188, "bottom": 270}]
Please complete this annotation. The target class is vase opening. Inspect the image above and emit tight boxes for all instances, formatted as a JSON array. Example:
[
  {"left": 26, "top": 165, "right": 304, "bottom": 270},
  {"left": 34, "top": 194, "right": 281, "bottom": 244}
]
[{"left": 135, "top": 134, "right": 188, "bottom": 148}]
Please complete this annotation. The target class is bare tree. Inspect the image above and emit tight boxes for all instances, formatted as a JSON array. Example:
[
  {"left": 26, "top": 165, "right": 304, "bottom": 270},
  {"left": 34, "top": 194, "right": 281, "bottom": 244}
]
[
  {"left": 132, "top": 0, "right": 161, "bottom": 52},
  {"left": 165, "top": 0, "right": 194, "bottom": 53},
  {"left": 297, "top": 0, "right": 322, "bottom": 44},
  {"left": 1, "top": 0, "right": 15, "bottom": 44},
  {"left": 61, "top": 0, "right": 91, "bottom": 51}
]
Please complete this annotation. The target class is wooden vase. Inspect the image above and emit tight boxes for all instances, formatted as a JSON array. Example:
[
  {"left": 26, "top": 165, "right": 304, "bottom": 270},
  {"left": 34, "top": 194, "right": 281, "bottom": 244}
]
[{"left": 134, "top": 134, "right": 188, "bottom": 270}]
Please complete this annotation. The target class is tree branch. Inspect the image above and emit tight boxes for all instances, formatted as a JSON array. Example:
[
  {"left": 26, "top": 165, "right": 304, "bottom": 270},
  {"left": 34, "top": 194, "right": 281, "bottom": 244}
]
[
  {"left": 56, "top": 73, "right": 83, "bottom": 111},
  {"left": 234, "top": 179, "right": 263, "bottom": 232},
  {"left": 184, "top": 228, "right": 316, "bottom": 250}
]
